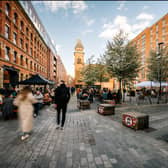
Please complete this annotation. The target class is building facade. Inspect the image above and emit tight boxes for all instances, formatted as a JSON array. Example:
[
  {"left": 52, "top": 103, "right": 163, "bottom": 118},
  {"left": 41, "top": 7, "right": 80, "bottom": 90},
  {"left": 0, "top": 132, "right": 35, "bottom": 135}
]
[
  {"left": 0, "top": 1, "right": 65, "bottom": 88},
  {"left": 131, "top": 13, "right": 168, "bottom": 82},
  {"left": 74, "top": 39, "right": 84, "bottom": 86}
]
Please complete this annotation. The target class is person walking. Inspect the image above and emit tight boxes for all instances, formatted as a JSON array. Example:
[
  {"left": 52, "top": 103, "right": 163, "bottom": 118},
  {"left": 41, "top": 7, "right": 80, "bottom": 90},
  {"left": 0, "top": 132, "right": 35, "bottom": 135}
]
[
  {"left": 54, "top": 80, "right": 70, "bottom": 130},
  {"left": 13, "top": 86, "right": 37, "bottom": 140}
]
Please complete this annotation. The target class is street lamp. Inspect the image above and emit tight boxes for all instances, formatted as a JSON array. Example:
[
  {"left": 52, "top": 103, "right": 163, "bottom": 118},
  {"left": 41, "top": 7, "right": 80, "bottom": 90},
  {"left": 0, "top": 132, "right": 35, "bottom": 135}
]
[{"left": 157, "top": 42, "right": 164, "bottom": 104}]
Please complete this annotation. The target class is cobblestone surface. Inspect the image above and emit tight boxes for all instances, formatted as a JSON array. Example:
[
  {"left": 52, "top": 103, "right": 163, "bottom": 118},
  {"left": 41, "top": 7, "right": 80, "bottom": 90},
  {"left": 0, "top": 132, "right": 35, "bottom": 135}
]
[{"left": 0, "top": 96, "right": 168, "bottom": 168}]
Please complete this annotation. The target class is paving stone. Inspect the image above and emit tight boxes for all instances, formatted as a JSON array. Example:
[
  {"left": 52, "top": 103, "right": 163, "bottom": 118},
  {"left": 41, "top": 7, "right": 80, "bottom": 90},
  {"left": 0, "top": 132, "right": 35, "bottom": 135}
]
[{"left": 0, "top": 97, "right": 168, "bottom": 168}]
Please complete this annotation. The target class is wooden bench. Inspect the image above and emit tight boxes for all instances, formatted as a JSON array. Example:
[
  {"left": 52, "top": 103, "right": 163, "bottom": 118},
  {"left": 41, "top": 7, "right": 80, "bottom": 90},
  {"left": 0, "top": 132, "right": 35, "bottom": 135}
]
[
  {"left": 98, "top": 104, "right": 115, "bottom": 115},
  {"left": 122, "top": 112, "right": 149, "bottom": 130},
  {"left": 77, "top": 100, "right": 90, "bottom": 109}
]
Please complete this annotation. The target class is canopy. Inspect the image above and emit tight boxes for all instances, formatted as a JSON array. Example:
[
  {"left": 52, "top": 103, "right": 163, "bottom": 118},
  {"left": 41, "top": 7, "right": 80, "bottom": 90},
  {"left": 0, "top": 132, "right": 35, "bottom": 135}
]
[
  {"left": 19, "top": 74, "right": 55, "bottom": 85},
  {"left": 135, "top": 81, "right": 168, "bottom": 87}
]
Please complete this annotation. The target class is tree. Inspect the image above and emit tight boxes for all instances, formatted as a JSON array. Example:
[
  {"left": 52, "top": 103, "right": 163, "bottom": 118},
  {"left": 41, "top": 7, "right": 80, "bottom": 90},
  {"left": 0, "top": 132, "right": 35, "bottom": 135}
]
[
  {"left": 104, "top": 30, "right": 141, "bottom": 90},
  {"left": 80, "top": 55, "right": 97, "bottom": 86},
  {"left": 94, "top": 56, "right": 109, "bottom": 88},
  {"left": 147, "top": 48, "right": 168, "bottom": 82},
  {"left": 147, "top": 46, "right": 168, "bottom": 103}
]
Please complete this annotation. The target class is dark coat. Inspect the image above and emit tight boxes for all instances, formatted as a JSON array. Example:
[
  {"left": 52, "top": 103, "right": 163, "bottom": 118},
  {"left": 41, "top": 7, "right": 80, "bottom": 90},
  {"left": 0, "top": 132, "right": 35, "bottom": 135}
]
[{"left": 54, "top": 84, "right": 70, "bottom": 105}]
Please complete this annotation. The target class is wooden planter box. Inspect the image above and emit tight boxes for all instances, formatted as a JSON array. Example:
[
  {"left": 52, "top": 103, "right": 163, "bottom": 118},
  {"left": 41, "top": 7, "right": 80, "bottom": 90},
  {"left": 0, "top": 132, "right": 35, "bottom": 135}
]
[
  {"left": 98, "top": 104, "right": 115, "bottom": 115},
  {"left": 103, "top": 100, "right": 115, "bottom": 105},
  {"left": 78, "top": 100, "right": 90, "bottom": 109},
  {"left": 122, "top": 112, "right": 149, "bottom": 130}
]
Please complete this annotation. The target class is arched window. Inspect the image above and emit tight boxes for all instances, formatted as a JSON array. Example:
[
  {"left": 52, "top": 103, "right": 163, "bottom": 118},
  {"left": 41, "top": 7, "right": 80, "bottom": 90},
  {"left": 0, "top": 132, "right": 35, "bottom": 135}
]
[
  {"left": 5, "top": 3, "right": 10, "bottom": 16},
  {"left": 13, "top": 13, "right": 17, "bottom": 24}
]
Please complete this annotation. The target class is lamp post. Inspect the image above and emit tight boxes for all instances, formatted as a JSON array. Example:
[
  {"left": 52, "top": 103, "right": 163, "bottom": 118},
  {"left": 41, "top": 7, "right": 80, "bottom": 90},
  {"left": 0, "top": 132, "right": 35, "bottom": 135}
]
[{"left": 157, "top": 42, "right": 164, "bottom": 104}]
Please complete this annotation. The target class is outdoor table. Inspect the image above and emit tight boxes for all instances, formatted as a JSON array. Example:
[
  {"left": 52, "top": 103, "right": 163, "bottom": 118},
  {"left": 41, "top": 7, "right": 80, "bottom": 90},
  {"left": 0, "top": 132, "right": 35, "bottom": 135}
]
[
  {"left": 77, "top": 100, "right": 90, "bottom": 109},
  {"left": 122, "top": 112, "right": 149, "bottom": 130},
  {"left": 98, "top": 104, "right": 115, "bottom": 115}
]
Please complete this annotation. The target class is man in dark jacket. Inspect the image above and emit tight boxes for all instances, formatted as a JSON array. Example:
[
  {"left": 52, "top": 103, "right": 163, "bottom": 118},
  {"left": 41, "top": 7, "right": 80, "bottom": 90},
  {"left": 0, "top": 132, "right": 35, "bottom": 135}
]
[{"left": 54, "top": 80, "right": 70, "bottom": 130}]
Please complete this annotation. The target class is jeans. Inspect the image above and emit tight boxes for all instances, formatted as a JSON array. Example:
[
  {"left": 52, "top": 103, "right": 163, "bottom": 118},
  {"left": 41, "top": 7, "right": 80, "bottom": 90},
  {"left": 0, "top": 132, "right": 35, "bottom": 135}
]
[{"left": 56, "top": 103, "right": 67, "bottom": 127}]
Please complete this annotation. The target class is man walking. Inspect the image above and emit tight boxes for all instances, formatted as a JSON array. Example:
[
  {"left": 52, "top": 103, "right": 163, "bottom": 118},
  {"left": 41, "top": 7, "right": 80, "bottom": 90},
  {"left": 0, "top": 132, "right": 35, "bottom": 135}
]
[{"left": 54, "top": 80, "right": 70, "bottom": 130}]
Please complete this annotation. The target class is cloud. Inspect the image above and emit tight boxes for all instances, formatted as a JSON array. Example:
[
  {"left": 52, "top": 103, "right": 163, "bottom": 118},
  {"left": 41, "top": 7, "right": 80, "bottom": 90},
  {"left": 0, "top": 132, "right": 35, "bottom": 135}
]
[
  {"left": 143, "top": 6, "right": 149, "bottom": 10},
  {"left": 99, "top": 13, "right": 154, "bottom": 40},
  {"left": 42, "top": 1, "right": 87, "bottom": 14},
  {"left": 99, "top": 15, "right": 132, "bottom": 39},
  {"left": 43, "top": 1, "right": 71, "bottom": 12},
  {"left": 117, "top": 1, "right": 127, "bottom": 11},
  {"left": 82, "top": 29, "right": 93, "bottom": 35},
  {"left": 136, "top": 13, "right": 154, "bottom": 21},
  {"left": 71, "top": 1, "right": 88, "bottom": 14},
  {"left": 82, "top": 16, "right": 95, "bottom": 26}
]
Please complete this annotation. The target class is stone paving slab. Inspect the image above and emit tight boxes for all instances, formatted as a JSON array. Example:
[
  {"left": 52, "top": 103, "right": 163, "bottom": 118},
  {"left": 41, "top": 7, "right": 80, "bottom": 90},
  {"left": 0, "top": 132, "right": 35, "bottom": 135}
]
[{"left": 0, "top": 97, "right": 168, "bottom": 168}]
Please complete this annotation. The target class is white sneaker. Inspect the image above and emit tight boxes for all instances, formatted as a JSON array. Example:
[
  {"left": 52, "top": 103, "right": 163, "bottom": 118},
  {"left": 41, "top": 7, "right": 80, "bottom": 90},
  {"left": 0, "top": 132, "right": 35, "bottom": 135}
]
[{"left": 21, "top": 134, "right": 29, "bottom": 141}]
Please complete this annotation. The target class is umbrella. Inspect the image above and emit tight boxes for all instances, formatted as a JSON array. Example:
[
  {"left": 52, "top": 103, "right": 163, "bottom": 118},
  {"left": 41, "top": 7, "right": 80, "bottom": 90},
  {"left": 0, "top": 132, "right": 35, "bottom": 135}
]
[
  {"left": 19, "top": 74, "right": 55, "bottom": 85},
  {"left": 135, "top": 81, "right": 168, "bottom": 87}
]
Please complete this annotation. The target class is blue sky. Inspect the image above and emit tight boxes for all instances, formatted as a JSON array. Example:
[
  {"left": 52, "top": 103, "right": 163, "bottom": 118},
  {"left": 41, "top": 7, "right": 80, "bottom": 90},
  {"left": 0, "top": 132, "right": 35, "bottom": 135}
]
[{"left": 32, "top": 1, "right": 168, "bottom": 77}]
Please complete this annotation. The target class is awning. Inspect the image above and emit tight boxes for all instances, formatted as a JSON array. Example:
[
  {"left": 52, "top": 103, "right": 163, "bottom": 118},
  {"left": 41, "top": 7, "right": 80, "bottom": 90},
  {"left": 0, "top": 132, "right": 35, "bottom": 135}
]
[{"left": 19, "top": 74, "right": 55, "bottom": 85}]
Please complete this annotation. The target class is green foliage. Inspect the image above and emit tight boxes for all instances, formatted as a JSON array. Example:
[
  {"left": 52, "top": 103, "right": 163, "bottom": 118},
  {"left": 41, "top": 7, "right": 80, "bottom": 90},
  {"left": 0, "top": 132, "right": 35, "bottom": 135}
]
[
  {"left": 80, "top": 56, "right": 97, "bottom": 86},
  {"left": 104, "top": 30, "right": 141, "bottom": 88},
  {"left": 147, "top": 47, "right": 168, "bottom": 81},
  {"left": 80, "top": 55, "right": 109, "bottom": 86}
]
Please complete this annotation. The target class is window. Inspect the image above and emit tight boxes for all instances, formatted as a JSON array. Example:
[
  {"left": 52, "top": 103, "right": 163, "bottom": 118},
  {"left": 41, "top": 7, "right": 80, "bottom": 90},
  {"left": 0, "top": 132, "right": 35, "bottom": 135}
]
[
  {"left": 20, "top": 55, "right": 23, "bottom": 66},
  {"left": 26, "top": 27, "right": 29, "bottom": 36},
  {"left": 30, "top": 61, "right": 33, "bottom": 69},
  {"left": 5, "top": 3, "right": 10, "bottom": 16},
  {"left": 13, "top": 13, "right": 17, "bottom": 24},
  {"left": 25, "top": 43, "right": 28, "bottom": 52},
  {"left": 34, "top": 63, "right": 36, "bottom": 71},
  {"left": 26, "top": 58, "right": 28, "bottom": 67},
  {"left": 5, "top": 24, "right": 9, "bottom": 39},
  {"left": 30, "top": 48, "right": 33, "bottom": 56},
  {"left": 30, "top": 33, "right": 33, "bottom": 40},
  {"left": 13, "top": 51, "right": 17, "bottom": 63},
  {"left": 20, "top": 38, "right": 23, "bottom": 49},
  {"left": 5, "top": 46, "right": 10, "bottom": 61},
  {"left": 20, "top": 21, "right": 24, "bottom": 31},
  {"left": 13, "top": 32, "right": 17, "bottom": 44}
]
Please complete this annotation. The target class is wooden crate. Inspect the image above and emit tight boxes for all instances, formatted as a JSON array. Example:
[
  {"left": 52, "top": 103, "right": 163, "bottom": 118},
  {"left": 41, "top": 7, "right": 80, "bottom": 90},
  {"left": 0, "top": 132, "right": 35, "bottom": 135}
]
[
  {"left": 78, "top": 100, "right": 90, "bottom": 109},
  {"left": 98, "top": 104, "right": 115, "bottom": 115},
  {"left": 103, "top": 100, "right": 115, "bottom": 105},
  {"left": 122, "top": 112, "right": 149, "bottom": 130}
]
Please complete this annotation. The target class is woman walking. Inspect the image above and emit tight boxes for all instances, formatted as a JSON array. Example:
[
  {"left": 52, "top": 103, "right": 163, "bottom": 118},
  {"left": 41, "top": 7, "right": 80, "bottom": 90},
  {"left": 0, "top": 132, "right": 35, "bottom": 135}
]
[{"left": 13, "top": 86, "right": 37, "bottom": 140}]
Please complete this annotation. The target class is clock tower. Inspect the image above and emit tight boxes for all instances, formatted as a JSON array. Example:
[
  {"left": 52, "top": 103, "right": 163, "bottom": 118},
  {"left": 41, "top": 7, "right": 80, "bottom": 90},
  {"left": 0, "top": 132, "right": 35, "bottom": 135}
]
[{"left": 74, "top": 39, "right": 84, "bottom": 86}]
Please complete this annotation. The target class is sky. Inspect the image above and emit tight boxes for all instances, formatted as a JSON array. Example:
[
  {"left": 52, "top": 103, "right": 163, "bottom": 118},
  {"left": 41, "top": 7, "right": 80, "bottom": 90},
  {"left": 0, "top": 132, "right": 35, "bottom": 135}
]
[{"left": 32, "top": 1, "right": 168, "bottom": 77}]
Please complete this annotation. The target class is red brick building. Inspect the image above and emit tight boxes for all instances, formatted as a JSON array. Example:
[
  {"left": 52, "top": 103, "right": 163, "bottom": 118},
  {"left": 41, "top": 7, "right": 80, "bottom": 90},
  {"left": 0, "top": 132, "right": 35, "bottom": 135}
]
[
  {"left": 131, "top": 13, "right": 168, "bottom": 82},
  {"left": 0, "top": 1, "right": 63, "bottom": 88}
]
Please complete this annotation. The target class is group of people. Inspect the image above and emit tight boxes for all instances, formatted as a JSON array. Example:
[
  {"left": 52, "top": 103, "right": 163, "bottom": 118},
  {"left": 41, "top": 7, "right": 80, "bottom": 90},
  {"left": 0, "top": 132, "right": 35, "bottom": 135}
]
[
  {"left": 0, "top": 80, "right": 71, "bottom": 141},
  {"left": 76, "top": 87, "right": 122, "bottom": 104}
]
